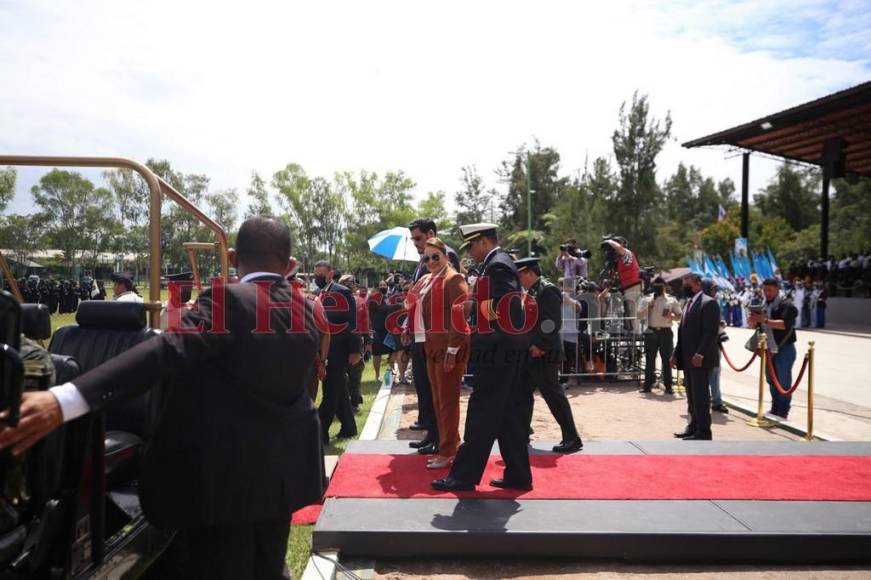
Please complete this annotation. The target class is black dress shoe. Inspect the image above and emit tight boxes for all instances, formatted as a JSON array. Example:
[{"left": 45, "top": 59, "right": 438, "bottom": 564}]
[
  {"left": 664, "top": 387, "right": 674, "bottom": 394},
  {"left": 490, "top": 478, "right": 533, "bottom": 491},
  {"left": 432, "top": 477, "right": 474, "bottom": 491},
  {"left": 673, "top": 430, "right": 693, "bottom": 438},
  {"left": 683, "top": 433, "right": 712, "bottom": 440},
  {"left": 712, "top": 404, "right": 730, "bottom": 414},
  {"left": 553, "top": 438, "right": 584, "bottom": 453},
  {"left": 335, "top": 429, "right": 357, "bottom": 439},
  {"left": 409, "top": 422, "right": 426, "bottom": 431},
  {"left": 639, "top": 386, "right": 652, "bottom": 393},
  {"left": 408, "top": 439, "right": 433, "bottom": 449},
  {"left": 417, "top": 443, "right": 438, "bottom": 455}
]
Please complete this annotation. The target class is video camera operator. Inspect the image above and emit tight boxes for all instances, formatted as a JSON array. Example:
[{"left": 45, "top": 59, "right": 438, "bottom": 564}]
[
  {"left": 747, "top": 278, "right": 798, "bottom": 419},
  {"left": 598, "top": 235, "right": 642, "bottom": 334},
  {"left": 555, "top": 238, "right": 590, "bottom": 292}
]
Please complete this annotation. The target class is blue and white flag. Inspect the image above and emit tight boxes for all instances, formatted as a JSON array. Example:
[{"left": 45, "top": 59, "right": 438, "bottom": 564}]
[{"left": 718, "top": 205, "right": 727, "bottom": 222}]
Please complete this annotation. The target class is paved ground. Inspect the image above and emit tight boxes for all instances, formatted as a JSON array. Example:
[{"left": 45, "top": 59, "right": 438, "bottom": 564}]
[
  {"left": 719, "top": 325, "right": 871, "bottom": 441},
  {"left": 383, "top": 380, "right": 800, "bottom": 443}
]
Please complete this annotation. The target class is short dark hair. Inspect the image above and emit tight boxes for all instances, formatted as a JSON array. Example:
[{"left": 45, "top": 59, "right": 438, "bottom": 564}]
[
  {"left": 762, "top": 277, "right": 780, "bottom": 287},
  {"left": 683, "top": 272, "right": 702, "bottom": 283},
  {"left": 236, "top": 216, "right": 291, "bottom": 268},
  {"left": 314, "top": 260, "right": 332, "bottom": 271},
  {"left": 528, "top": 264, "right": 542, "bottom": 277},
  {"left": 408, "top": 217, "right": 437, "bottom": 235}
]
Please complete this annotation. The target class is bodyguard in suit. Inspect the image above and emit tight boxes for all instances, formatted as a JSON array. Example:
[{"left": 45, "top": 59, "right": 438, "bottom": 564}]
[
  {"left": 432, "top": 223, "right": 532, "bottom": 492},
  {"left": 0, "top": 217, "right": 326, "bottom": 579},
  {"left": 405, "top": 217, "right": 461, "bottom": 454},
  {"left": 313, "top": 260, "right": 360, "bottom": 443},
  {"left": 670, "top": 272, "right": 720, "bottom": 440},
  {"left": 516, "top": 258, "right": 583, "bottom": 453}
]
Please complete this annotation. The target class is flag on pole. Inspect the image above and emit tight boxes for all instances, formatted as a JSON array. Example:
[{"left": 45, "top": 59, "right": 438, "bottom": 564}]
[{"left": 718, "top": 205, "right": 727, "bottom": 222}]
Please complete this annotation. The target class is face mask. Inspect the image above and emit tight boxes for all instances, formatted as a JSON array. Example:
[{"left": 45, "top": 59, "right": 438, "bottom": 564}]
[
  {"left": 653, "top": 286, "right": 664, "bottom": 296},
  {"left": 379, "top": 287, "right": 387, "bottom": 295},
  {"left": 314, "top": 275, "right": 328, "bottom": 289},
  {"left": 683, "top": 285, "right": 694, "bottom": 295}
]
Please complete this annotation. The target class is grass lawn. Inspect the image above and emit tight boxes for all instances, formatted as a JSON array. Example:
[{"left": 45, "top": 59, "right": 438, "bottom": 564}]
[
  {"left": 287, "top": 365, "right": 382, "bottom": 578},
  {"left": 45, "top": 289, "right": 380, "bottom": 578}
]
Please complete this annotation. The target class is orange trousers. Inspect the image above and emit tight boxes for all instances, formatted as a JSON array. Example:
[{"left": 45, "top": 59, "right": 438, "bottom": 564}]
[{"left": 424, "top": 344, "right": 466, "bottom": 458}]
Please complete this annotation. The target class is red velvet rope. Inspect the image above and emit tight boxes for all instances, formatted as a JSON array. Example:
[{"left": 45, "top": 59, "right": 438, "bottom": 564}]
[
  {"left": 720, "top": 346, "right": 758, "bottom": 373},
  {"left": 765, "top": 350, "right": 810, "bottom": 396}
]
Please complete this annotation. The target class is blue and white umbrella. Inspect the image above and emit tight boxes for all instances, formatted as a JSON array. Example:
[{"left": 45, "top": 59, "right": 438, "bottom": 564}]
[{"left": 367, "top": 227, "right": 420, "bottom": 262}]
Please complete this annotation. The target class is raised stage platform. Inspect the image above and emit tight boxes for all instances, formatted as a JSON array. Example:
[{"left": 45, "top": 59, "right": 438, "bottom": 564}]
[{"left": 312, "top": 440, "right": 871, "bottom": 563}]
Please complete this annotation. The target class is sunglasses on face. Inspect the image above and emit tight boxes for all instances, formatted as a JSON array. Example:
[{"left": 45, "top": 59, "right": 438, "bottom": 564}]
[{"left": 422, "top": 254, "right": 441, "bottom": 263}]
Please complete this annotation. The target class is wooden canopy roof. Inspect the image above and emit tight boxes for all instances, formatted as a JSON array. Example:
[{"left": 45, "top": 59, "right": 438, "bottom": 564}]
[{"left": 683, "top": 81, "right": 871, "bottom": 176}]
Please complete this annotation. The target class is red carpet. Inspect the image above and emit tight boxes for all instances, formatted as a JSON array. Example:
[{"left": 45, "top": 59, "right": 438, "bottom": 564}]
[
  {"left": 292, "top": 504, "right": 322, "bottom": 526},
  {"left": 326, "top": 453, "right": 871, "bottom": 501}
]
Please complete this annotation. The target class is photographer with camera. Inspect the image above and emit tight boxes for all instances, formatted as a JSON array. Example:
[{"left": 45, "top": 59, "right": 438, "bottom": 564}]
[
  {"left": 747, "top": 278, "right": 798, "bottom": 419},
  {"left": 599, "top": 236, "right": 642, "bottom": 334},
  {"left": 555, "top": 239, "right": 589, "bottom": 292}
]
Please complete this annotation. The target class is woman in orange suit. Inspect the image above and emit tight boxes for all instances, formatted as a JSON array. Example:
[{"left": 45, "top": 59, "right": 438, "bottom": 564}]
[{"left": 406, "top": 237, "right": 471, "bottom": 469}]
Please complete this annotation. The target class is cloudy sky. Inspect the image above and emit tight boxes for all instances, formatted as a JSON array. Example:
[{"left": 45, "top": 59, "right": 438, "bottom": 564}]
[{"left": 1, "top": 0, "right": 869, "bottom": 216}]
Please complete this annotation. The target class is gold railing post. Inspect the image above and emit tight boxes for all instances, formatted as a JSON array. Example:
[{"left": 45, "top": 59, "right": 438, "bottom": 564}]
[
  {"left": 805, "top": 340, "right": 816, "bottom": 441},
  {"left": 748, "top": 333, "right": 774, "bottom": 427}
]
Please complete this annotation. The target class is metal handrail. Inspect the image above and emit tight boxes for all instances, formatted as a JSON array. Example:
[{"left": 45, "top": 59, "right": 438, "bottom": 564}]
[{"left": 0, "top": 155, "right": 228, "bottom": 328}]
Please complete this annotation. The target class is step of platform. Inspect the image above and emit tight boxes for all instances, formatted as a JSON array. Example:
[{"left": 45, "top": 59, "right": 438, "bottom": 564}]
[{"left": 312, "top": 440, "right": 871, "bottom": 563}]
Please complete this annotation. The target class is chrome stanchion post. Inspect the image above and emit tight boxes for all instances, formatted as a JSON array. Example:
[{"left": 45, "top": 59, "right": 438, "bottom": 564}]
[
  {"left": 805, "top": 340, "right": 816, "bottom": 441},
  {"left": 748, "top": 333, "right": 774, "bottom": 428}
]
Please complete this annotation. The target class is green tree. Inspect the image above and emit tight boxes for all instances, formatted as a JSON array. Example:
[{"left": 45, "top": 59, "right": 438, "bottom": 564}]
[
  {"left": 31, "top": 170, "right": 110, "bottom": 270},
  {"left": 454, "top": 165, "right": 496, "bottom": 225},
  {"left": 208, "top": 189, "right": 240, "bottom": 235},
  {"left": 830, "top": 175, "right": 871, "bottom": 256},
  {"left": 272, "top": 164, "right": 320, "bottom": 270},
  {"left": 81, "top": 188, "right": 123, "bottom": 271},
  {"left": 245, "top": 171, "right": 273, "bottom": 218},
  {"left": 102, "top": 167, "right": 152, "bottom": 276},
  {"left": 336, "top": 170, "right": 416, "bottom": 273},
  {"left": 754, "top": 163, "right": 820, "bottom": 231},
  {"left": 610, "top": 91, "right": 672, "bottom": 261},
  {"left": 498, "top": 141, "right": 566, "bottom": 255},
  {"left": 0, "top": 167, "right": 16, "bottom": 213},
  {"left": 0, "top": 214, "right": 47, "bottom": 275}
]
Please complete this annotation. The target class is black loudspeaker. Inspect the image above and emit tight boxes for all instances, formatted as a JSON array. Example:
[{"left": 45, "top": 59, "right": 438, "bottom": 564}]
[{"left": 821, "top": 137, "right": 847, "bottom": 178}]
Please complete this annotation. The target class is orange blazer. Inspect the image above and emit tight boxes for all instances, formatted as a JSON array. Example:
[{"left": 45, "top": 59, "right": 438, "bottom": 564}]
[{"left": 419, "top": 267, "right": 471, "bottom": 357}]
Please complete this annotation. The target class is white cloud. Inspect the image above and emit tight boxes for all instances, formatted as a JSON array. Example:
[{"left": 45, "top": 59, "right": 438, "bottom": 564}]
[{"left": 1, "top": 0, "right": 868, "bottom": 220}]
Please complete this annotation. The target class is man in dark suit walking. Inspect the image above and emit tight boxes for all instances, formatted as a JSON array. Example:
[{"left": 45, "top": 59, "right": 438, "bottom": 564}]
[
  {"left": 671, "top": 272, "right": 720, "bottom": 440},
  {"left": 313, "top": 260, "right": 360, "bottom": 443},
  {"left": 432, "top": 223, "right": 531, "bottom": 492},
  {"left": 0, "top": 217, "right": 325, "bottom": 579}
]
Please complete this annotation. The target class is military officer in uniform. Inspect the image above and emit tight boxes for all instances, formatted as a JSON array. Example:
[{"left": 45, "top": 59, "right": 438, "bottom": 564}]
[
  {"left": 516, "top": 257, "right": 583, "bottom": 453},
  {"left": 432, "top": 223, "right": 532, "bottom": 492}
]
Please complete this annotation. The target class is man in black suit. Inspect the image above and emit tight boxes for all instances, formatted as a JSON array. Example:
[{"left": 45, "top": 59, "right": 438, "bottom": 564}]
[
  {"left": 0, "top": 217, "right": 325, "bottom": 579},
  {"left": 313, "top": 260, "right": 360, "bottom": 443},
  {"left": 516, "top": 257, "right": 583, "bottom": 453},
  {"left": 404, "top": 217, "right": 461, "bottom": 454},
  {"left": 671, "top": 272, "right": 720, "bottom": 440},
  {"left": 432, "top": 223, "right": 532, "bottom": 492}
]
